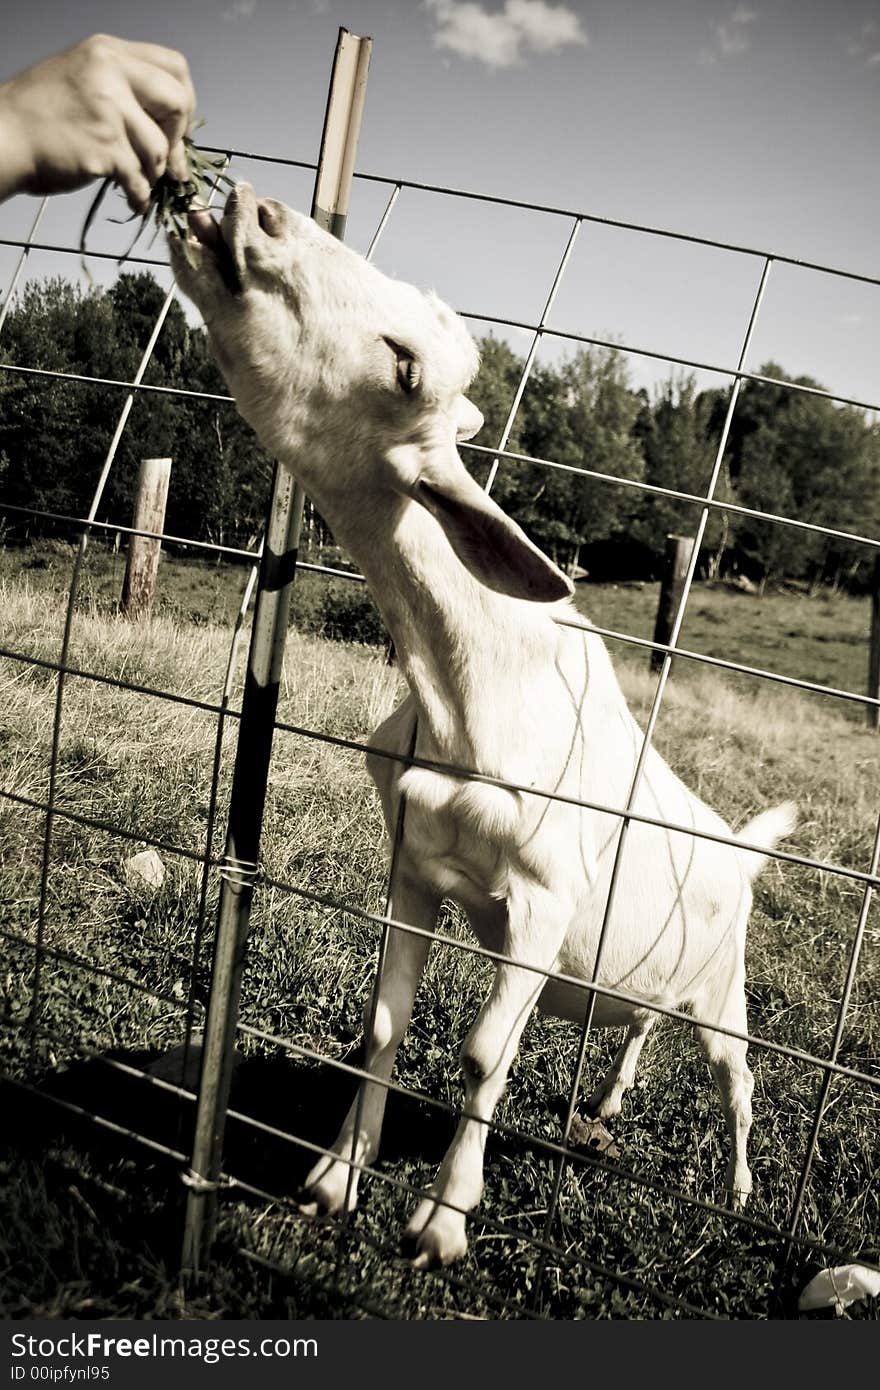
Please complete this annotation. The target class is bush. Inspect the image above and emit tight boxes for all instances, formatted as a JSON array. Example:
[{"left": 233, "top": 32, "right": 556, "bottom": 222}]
[
  {"left": 289, "top": 573, "right": 386, "bottom": 645},
  {"left": 288, "top": 572, "right": 327, "bottom": 636},
  {"left": 319, "top": 581, "right": 386, "bottom": 645}
]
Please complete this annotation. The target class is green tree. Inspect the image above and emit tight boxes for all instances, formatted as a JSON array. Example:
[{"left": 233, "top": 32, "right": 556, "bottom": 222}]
[
  {"left": 466, "top": 334, "right": 527, "bottom": 481},
  {"left": 724, "top": 365, "right": 879, "bottom": 589},
  {"left": 636, "top": 373, "right": 718, "bottom": 567},
  {"left": 470, "top": 341, "right": 646, "bottom": 573},
  {"left": 0, "top": 272, "right": 271, "bottom": 549},
  {"left": 0, "top": 279, "right": 116, "bottom": 520},
  {"left": 2, "top": 283, "right": 876, "bottom": 593}
]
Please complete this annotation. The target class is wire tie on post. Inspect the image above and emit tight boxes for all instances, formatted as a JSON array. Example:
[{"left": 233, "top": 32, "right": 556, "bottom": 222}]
[
  {"left": 219, "top": 854, "right": 259, "bottom": 890},
  {"left": 180, "top": 1168, "right": 237, "bottom": 1195}
]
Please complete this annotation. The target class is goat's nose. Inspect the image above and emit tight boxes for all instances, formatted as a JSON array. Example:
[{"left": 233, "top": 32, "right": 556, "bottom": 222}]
[
  {"left": 224, "top": 182, "right": 249, "bottom": 215},
  {"left": 257, "top": 200, "right": 285, "bottom": 238}
]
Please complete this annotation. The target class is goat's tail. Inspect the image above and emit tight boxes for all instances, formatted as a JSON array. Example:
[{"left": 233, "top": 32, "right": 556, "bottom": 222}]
[{"left": 735, "top": 801, "right": 798, "bottom": 880}]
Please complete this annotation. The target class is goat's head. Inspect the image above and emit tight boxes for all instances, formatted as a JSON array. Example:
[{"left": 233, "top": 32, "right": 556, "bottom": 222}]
[{"left": 171, "top": 184, "right": 572, "bottom": 602}]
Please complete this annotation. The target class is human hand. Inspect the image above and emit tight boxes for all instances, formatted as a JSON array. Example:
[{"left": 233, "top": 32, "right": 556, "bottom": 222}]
[{"left": 0, "top": 34, "right": 196, "bottom": 211}]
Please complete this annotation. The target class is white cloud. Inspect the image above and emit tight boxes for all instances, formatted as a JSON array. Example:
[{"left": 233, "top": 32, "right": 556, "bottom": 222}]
[
  {"left": 698, "top": 4, "right": 757, "bottom": 65},
  {"left": 846, "top": 18, "right": 880, "bottom": 68},
  {"left": 425, "top": 0, "right": 587, "bottom": 71},
  {"left": 222, "top": 0, "right": 257, "bottom": 20}
]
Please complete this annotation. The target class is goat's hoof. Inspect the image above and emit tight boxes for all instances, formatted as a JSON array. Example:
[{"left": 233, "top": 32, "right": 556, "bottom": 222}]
[
  {"left": 726, "top": 1185, "right": 751, "bottom": 1210},
  {"left": 724, "top": 1170, "right": 752, "bottom": 1209},
  {"left": 299, "top": 1156, "right": 359, "bottom": 1217},
  {"left": 584, "top": 1083, "right": 623, "bottom": 1121},
  {"left": 403, "top": 1200, "right": 468, "bottom": 1268}
]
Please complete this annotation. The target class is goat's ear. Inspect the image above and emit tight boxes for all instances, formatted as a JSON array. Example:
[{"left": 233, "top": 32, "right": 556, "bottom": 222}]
[
  {"left": 454, "top": 396, "right": 484, "bottom": 442},
  {"left": 416, "top": 450, "right": 573, "bottom": 603}
]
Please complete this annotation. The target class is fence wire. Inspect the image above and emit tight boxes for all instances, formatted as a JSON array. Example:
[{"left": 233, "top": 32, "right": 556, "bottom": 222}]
[{"left": 0, "top": 147, "right": 878, "bottom": 1321}]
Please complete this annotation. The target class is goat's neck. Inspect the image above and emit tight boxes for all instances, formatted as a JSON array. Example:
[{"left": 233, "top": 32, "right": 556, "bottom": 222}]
[{"left": 324, "top": 493, "right": 560, "bottom": 761}]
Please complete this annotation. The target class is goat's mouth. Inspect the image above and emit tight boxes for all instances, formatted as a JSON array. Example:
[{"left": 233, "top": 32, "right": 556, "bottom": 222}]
[
  {"left": 179, "top": 183, "right": 266, "bottom": 296},
  {"left": 175, "top": 184, "right": 301, "bottom": 302},
  {"left": 183, "top": 199, "right": 244, "bottom": 295}
]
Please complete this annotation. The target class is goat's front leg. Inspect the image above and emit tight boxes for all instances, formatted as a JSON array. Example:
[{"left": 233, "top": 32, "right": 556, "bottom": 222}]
[
  {"left": 404, "top": 883, "right": 570, "bottom": 1268},
  {"left": 300, "top": 869, "right": 438, "bottom": 1216}
]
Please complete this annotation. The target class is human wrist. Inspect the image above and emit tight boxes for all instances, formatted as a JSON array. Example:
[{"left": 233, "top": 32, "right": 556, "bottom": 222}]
[{"left": 0, "top": 82, "right": 38, "bottom": 199}]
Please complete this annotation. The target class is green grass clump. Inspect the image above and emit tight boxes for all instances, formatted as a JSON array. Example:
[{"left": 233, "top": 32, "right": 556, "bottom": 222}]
[{"left": 79, "top": 133, "right": 234, "bottom": 275}]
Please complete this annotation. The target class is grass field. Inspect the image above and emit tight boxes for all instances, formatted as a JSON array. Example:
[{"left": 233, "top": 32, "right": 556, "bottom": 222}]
[
  {"left": 0, "top": 544, "right": 877, "bottom": 1319},
  {"left": 1, "top": 540, "right": 875, "bottom": 707}
]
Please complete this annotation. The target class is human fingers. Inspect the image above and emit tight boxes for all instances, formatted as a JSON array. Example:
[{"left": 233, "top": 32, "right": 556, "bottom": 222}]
[
  {"left": 123, "top": 55, "right": 192, "bottom": 137},
  {"left": 102, "top": 37, "right": 196, "bottom": 116},
  {"left": 118, "top": 54, "right": 195, "bottom": 179},
  {"left": 122, "top": 97, "right": 172, "bottom": 196},
  {"left": 111, "top": 142, "right": 153, "bottom": 215}
]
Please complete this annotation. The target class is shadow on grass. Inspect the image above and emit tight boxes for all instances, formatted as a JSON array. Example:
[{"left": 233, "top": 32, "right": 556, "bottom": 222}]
[
  {"left": 2, "top": 1041, "right": 456, "bottom": 1210},
  {"left": 5, "top": 1052, "right": 854, "bottom": 1319},
  {"left": 0, "top": 1046, "right": 461, "bottom": 1317}
]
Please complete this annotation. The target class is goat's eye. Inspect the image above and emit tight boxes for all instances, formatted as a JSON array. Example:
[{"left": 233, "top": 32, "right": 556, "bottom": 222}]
[
  {"left": 397, "top": 352, "right": 420, "bottom": 393},
  {"left": 383, "top": 338, "right": 421, "bottom": 394}
]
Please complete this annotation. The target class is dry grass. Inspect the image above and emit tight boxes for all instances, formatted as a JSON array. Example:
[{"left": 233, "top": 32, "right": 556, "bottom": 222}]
[{"left": 0, "top": 569, "right": 877, "bottom": 1319}]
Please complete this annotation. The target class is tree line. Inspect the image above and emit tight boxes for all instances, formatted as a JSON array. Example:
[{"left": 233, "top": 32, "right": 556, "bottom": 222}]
[{"left": 1, "top": 272, "right": 877, "bottom": 592}]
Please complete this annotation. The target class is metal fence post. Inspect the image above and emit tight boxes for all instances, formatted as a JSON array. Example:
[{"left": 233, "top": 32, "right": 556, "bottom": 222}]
[{"left": 181, "top": 24, "right": 373, "bottom": 1278}]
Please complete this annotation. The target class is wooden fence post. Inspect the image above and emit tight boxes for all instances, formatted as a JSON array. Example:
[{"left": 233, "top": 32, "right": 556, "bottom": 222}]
[
  {"left": 868, "top": 555, "right": 880, "bottom": 731},
  {"left": 651, "top": 534, "right": 696, "bottom": 673},
  {"left": 120, "top": 457, "right": 171, "bottom": 620}
]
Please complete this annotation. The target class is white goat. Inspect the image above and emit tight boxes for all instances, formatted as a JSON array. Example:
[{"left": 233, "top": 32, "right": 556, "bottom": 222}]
[{"left": 172, "top": 186, "right": 796, "bottom": 1269}]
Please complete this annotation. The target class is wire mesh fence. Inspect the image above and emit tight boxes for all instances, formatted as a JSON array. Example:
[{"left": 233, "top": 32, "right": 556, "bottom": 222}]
[{"left": 1, "top": 138, "right": 878, "bottom": 1320}]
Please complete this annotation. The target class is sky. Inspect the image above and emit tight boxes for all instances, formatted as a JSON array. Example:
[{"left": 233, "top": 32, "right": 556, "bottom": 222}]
[{"left": 1, "top": 0, "right": 879, "bottom": 410}]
